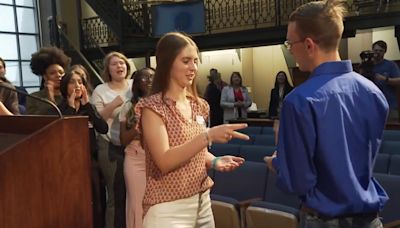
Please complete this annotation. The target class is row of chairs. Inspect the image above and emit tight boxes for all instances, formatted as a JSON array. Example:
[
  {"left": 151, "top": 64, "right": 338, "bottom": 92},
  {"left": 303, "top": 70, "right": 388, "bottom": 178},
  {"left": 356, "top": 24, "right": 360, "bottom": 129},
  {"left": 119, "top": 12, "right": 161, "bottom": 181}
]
[
  {"left": 228, "top": 134, "right": 275, "bottom": 146},
  {"left": 238, "top": 126, "right": 400, "bottom": 142},
  {"left": 375, "top": 153, "right": 400, "bottom": 175},
  {"left": 237, "top": 126, "right": 275, "bottom": 135},
  {"left": 380, "top": 140, "right": 400, "bottom": 155},
  {"left": 209, "top": 161, "right": 400, "bottom": 228},
  {"left": 211, "top": 143, "right": 400, "bottom": 174},
  {"left": 226, "top": 135, "right": 400, "bottom": 155}
]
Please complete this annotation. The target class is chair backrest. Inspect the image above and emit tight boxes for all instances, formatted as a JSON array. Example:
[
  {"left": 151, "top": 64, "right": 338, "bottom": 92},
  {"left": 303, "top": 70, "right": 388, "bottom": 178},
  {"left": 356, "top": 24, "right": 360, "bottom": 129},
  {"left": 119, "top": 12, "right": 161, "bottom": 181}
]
[
  {"left": 388, "top": 154, "right": 400, "bottom": 175},
  {"left": 253, "top": 135, "right": 276, "bottom": 146},
  {"left": 239, "top": 145, "right": 276, "bottom": 162},
  {"left": 212, "top": 161, "right": 268, "bottom": 201},
  {"left": 228, "top": 134, "right": 255, "bottom": 145},
  {"left": 210, "top": 144, "right": 241, "bottom": 157},
  {"left": 246, "top": 201, "right": 298, "bottom": 228},
  {"left": 380, "top": 141, "right": 400, "bottom": 155},
  {"left": 383, "top": 130, "right": 400, "bottom": 141},
  {"left": 261, "top": 127, "right": 274, "bottom": 135},
  {"left": 374, "top": 153, "right": 390, "bottom": 174},
  {"left": 374, "top": 173, "right": 400, "bottom": 224},
  {"left": 263, "top": 172, "right": 300, "bottom": 209},
  {"left": 238, "top": 126, "right": 262, "bottom": 135},
  {"left": 211, "top": 197, "right": 241, "bottom": 228}
]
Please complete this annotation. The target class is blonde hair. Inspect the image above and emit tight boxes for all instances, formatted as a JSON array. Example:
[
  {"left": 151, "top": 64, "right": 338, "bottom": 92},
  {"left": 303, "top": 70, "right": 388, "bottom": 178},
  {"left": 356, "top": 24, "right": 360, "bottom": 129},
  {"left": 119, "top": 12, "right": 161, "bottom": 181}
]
[
  {"left": 289, "top": 0, "right": 347, "bottom": 51},
  {"left": 102, "top": 51, "right": 131, "bottom": 82}
]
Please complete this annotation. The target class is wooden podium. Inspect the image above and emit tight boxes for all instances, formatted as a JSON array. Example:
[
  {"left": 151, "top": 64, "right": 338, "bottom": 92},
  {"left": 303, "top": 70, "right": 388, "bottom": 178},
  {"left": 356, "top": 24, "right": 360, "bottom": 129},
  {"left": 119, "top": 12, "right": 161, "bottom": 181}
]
[{"left": 0, "top": 116, "right": 93, "bottom": 228}]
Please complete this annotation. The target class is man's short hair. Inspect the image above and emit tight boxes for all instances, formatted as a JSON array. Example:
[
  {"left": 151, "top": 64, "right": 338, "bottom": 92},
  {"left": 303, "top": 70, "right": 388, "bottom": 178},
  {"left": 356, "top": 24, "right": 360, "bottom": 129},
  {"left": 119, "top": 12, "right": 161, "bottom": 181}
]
[
  {"left": 372, "top": 40, "right": 387, "bottom": 52},
  {"left": 289, "top": 0, "right": 346, "bottom": 51}
]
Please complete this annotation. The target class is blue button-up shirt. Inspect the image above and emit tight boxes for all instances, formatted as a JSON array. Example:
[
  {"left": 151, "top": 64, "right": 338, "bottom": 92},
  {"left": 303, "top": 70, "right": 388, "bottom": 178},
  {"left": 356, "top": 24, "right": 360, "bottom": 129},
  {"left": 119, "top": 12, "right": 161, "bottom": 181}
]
[{"left": 272, "top": 60, "right": 389, "bottom": 217}]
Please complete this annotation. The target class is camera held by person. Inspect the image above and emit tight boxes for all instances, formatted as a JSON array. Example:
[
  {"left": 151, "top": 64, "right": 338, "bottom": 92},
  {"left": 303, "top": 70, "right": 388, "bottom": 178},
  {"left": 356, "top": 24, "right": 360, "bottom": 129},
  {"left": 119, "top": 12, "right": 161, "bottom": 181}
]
[{"left": 358, "top": 50, "right": 375, "bottom": 80}]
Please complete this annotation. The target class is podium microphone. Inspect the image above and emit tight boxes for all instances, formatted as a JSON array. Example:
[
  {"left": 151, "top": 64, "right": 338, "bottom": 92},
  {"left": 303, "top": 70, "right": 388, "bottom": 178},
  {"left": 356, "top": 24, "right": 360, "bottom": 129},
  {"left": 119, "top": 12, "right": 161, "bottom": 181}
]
[{"left": 0, "top": 83, "right": 63, "bottom": 118}]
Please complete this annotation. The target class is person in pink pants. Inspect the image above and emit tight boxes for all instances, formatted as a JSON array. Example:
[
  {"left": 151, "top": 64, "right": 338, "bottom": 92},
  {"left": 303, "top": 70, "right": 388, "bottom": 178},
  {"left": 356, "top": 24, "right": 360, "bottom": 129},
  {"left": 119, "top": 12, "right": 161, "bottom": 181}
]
[{"left": 119, "top": 67, "right": 155, "bottom": 228}]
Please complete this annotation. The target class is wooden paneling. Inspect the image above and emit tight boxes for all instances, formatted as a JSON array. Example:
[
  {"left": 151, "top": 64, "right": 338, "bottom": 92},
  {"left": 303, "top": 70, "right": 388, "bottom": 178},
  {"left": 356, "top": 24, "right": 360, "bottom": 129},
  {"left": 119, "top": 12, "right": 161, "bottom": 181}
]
[{"left": 0, "top": 117, "right": 93, "bottom": 228}]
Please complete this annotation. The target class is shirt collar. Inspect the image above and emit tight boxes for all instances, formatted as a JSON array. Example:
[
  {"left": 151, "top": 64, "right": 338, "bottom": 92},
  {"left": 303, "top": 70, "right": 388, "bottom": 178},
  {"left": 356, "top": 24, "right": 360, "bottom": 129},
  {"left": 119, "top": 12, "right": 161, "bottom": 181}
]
[
  {"left": 162, "top": 92, "right": 195, "bottom": 106},
  {"left": 310, "top": 60, "right": 353, "bottom": 79}
]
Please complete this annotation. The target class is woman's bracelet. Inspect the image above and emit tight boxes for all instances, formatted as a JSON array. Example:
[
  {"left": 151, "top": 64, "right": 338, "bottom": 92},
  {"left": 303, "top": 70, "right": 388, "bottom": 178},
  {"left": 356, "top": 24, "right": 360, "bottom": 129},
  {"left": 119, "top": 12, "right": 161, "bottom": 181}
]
[
  {"left": 204, "top": 128, "right": 212, "bottom": 149},
  {"left": 211, "top": 156, "right": 221, "bottom": 170}
]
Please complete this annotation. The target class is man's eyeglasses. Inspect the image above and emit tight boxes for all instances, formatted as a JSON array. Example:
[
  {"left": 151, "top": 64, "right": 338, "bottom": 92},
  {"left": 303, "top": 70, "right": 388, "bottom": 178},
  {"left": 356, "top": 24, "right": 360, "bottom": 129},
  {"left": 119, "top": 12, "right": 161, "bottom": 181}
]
[{"left": 284, "top": 39, "right": 304, "bottom": 50}]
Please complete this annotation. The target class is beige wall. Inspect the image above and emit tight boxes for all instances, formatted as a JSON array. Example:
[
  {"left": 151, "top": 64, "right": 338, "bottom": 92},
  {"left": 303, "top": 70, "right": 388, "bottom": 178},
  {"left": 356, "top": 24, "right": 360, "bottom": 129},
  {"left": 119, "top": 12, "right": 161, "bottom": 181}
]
[
  {"left": 372, "top": 26, "right": 400, "bottom": 60},
  {"left": 241, "top": 48, "right": 254, "bottom": 97},
  {"left": 194, "top": 46, "right": 290, "bottom": 111},
  {"left": 148, "top": 46, "right": 290, "bottom": 111},
  {"left": 347, "top": 30, "right": 374, "bottom": 63},
  {"left": 197, "top": 49, "right": 243, "bottom": 96},
  {"left": 80, "top": 0, "right": 97, "bottom": 19},
  {"left": 55, "top": 0, "right": 98, "bottom": 50},
  {"left": 347, "top": 26, "right": 400, "bottom": 63},
  {"left": 58, "top": 1, "right": 80, "bottom": 48},
  {"left": 252, "top": 45, "right": 291, "bottom": 111}
]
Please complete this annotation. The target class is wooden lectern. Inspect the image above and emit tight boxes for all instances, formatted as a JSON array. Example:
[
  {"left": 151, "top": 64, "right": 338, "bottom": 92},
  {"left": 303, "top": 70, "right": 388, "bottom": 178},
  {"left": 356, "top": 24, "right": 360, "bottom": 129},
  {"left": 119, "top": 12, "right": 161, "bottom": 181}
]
[{"left": 0, "top": 116, "right": 93, "bottom": 228}]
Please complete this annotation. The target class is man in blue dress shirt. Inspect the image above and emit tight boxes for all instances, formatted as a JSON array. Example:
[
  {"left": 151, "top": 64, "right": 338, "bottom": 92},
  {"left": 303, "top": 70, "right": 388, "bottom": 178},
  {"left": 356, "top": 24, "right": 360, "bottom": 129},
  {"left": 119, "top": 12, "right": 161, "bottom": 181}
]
[{"left": 264, "top": 0, "right": 389, "bottom": 227}]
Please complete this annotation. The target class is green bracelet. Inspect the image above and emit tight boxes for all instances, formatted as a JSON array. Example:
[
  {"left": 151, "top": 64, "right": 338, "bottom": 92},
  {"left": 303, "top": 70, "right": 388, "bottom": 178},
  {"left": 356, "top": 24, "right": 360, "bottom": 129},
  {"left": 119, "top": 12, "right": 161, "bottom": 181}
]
[{"left": 211, "top": 156, "right": 221, "bottom": 170}]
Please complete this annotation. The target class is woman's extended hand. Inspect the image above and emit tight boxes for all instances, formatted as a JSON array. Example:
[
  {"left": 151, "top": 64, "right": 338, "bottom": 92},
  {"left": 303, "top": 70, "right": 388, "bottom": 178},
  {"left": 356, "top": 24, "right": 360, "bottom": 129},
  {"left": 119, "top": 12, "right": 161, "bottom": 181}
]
[
  {"left": 214, "top": 155, "right": 245, "bottom": 172},
  {"left": 208, "top": 123, "right": 249, "bottom": 143}
]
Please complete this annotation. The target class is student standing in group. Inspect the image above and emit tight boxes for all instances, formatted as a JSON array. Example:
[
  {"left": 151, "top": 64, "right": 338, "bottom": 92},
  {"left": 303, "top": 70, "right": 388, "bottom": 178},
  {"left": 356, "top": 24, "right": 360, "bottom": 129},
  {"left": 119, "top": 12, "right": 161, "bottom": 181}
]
[
  {"left": 264, "top": 1, "right": 388, "bottom": 227},
  {"left": 220, "top": 72, "right": 252, "bottom": 123},
  {"left": 204, "top": 68, "right": 227, "bottom": 127},
  {"left": 57, "top": 68, "right": 108, "bottom": 228},
  {"left": 119, "top": 67, "right": 155, "bottom": 228},
  {"left": 26, "top": 47, "right": 71, "bottom": 115},
  {"left": 0, "top": 57, "right": 19, "bottom": 115},
  {"left": 91, "top": 51, "right": 133, "bottom": 228},
  {"left": 135, "top": 32, "right": 249, "bottom": 228},
  {"left": 268, "top": 71, "right": 293, "bottom": 119}
]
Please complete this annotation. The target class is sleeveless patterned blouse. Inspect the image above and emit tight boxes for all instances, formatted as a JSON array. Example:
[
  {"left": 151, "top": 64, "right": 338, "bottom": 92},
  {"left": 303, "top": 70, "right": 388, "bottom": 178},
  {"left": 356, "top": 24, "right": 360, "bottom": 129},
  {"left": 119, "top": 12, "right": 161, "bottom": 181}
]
[{"left": 135, "top": 93, "right": 214, "bottom": 215}]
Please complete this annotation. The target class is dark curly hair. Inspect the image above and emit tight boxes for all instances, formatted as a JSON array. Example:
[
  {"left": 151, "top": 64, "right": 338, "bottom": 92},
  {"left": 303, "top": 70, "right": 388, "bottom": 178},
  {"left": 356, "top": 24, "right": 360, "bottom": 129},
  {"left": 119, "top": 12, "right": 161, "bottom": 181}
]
[{"left": 30, "top": 47, "right": 71, "bottom": 76}]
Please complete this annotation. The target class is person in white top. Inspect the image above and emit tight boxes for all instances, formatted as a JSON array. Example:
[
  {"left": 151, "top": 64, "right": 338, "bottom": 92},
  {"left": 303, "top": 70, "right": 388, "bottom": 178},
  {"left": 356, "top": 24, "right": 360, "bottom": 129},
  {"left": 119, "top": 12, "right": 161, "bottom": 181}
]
[
  {"left": 91, "top": 51, "right": 133, "bottom": 228},
  {"left": 220, "top": 72, "right": 252, "bottom": 123}
]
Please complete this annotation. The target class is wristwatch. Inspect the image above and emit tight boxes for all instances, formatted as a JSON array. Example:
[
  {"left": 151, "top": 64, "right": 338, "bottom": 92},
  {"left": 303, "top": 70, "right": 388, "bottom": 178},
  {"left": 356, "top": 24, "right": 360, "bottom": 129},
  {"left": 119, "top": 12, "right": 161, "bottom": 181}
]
[{"left": 385, "top": 76, "right": 389, "bottom": 83}]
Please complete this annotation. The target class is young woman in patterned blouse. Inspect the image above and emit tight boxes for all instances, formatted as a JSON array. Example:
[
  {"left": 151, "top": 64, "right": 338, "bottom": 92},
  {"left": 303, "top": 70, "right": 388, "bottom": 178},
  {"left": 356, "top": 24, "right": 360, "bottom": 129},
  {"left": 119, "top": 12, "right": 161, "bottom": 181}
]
[{"left": 135, "top": 32, "right": 249, "bottom": 228}]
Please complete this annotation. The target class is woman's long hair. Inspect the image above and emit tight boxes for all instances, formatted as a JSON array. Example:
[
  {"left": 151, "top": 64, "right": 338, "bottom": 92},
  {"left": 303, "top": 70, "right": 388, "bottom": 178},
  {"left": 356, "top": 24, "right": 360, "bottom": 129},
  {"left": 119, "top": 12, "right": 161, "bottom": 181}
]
[
  {"left": 151, "top": 32, "right": 199, "bottom": 100},
  {"left": 273, "top": 71, "right": 292, "bottom": 89}
]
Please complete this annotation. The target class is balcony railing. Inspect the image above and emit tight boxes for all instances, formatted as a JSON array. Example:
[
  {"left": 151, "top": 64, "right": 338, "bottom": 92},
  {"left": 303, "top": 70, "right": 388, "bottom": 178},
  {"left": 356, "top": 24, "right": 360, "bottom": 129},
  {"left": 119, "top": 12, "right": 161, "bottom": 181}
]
[
  {"left": 82, "top": 0, "right": 400, "bottom": 49},
  {"left": 82, "top": 17, "right": 118, "bottom": 49}
]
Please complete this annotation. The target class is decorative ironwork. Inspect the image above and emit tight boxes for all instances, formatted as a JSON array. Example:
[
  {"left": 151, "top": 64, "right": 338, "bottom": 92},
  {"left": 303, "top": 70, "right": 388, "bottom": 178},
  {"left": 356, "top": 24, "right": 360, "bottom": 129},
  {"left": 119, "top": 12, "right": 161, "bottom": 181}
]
[
  {"left": 204, "top": 0, "right": 276, "bottom": 33},
  {"left": 82, "top": 17, "right": 118, "bottom": 49},
  {"left": 121, "top": 0, "right": 148, "bottom": 33},
  {"left": 81, "top": 0, "right": 400, "bottom": 49}
]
